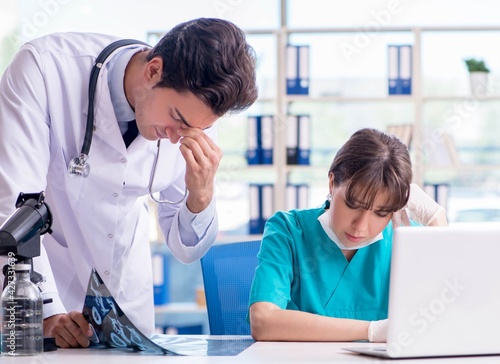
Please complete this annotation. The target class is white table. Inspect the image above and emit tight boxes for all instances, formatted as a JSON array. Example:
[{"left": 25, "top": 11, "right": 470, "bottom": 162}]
[{"left": 4, "top": 337, "right": 500, "bottom": 363}]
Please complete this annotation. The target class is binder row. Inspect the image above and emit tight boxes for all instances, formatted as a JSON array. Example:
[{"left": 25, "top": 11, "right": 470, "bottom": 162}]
[
  {"left": 249, "top": 183, "right": 274, "bottom": 234},
  {"left": 424, "top": 183, "right": 449, "bottom": 210},
  {"left": 287, "top": 43, "right": 414, "bottom": 96},
  {"left": 246, "top": 115, "right": 274, "bottom": 165},
  {"left": 388, "top": 44, "right": 412, "bottom": 95},
  {"left": 286, "top": 44, "right": 310, "bottom": 95},
  {"left": 246, "top": 114, "right": 311, "bottom": 166},
  {"left": 286, "top": 114, "right": 310, "bottom": 165},
  {"left": 286, "top": 183, "right": 309, "bottom": 211},
  {"left": 249, "top": 183, "right": 309, "bottom": 234}
]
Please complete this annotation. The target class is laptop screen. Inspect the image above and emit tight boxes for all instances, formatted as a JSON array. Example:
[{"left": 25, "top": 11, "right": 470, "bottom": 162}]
[{"left": 385, "top": 225, "right": 500, "bottom": 358}]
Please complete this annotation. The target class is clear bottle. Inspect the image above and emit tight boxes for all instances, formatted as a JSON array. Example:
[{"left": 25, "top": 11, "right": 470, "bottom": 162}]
[{"left": 1, "top": 263, "right": 43, "bottom": 356}]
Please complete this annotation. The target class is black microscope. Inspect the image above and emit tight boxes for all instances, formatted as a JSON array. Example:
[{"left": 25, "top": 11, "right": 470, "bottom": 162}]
[
  {"left": 0, "top": 191, "right": 56, "bottom": 351},
  {"left": 0, "top": 192, "right": 52, "bottom": 286}
]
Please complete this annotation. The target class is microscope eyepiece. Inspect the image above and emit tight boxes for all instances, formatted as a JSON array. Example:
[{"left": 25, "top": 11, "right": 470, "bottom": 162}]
[{"left": 0, "top": 192, "right": 52, "bottom": 260}]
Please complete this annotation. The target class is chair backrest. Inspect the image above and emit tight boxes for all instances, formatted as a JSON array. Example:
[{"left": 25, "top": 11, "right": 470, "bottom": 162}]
[{"left": 200, "top": 240, "right": 261, "bottom": 335}]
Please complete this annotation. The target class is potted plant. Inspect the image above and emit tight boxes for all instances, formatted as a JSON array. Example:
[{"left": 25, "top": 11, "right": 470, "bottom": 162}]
[{"left": 464, "top": 58, "right": 490, "bottom": 97}]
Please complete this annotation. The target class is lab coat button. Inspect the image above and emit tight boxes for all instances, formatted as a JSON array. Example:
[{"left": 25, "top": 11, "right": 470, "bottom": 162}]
[
  {"left": 104, "top": 271, "right": 110, "bottom": 275},
  {"left": 121, "top": 158, "right": 127, "bottom": 163},
  {"left": 108, "top": 234, "right": 113, "bottom": 239},
  {"left": 113, "top": 193, "right": 118, "bottom": 197}
]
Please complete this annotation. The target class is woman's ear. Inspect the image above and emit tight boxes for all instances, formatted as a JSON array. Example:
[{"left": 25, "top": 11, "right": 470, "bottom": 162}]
[{"left": 328, "top": 172, "right": 335, "bottom": 196}]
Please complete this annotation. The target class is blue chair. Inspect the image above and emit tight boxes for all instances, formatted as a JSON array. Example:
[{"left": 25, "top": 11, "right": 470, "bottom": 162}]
[{"left": 200, "top": 240, "right": 261, "bottom": 335}]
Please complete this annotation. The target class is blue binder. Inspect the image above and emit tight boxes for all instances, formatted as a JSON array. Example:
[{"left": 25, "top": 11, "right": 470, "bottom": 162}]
[
  {"left": 260, "top": 115, "right": 274, "bottom": 165},
  {"left": 286, "top": 45, "right": 309, "bottom": 95},
  {"left": 388, "top": 45, "right": 399, "bottom": 95},
  {"left": 399, "top": 45, "right": 412, "bottom": 94},
  {"left": 248, "top": 183, "right": 274, "bottom": 234},
  {"left": 287, "top": 114, "right": 310, "bottom": 165},
  {"left": 246, "top": 115, "right": 274, "bottom": 165},
  {"left": 286, "top": 184, "right": 309, "bottom": 210},
  {"left": 388, "top": 44, "right": 412, "bottom": 95},
  {"left": 260, "top": 184, "right": 274, "bottom": 230},
  {"left": 246, "top": 116, "right": 260, "bottom": 165},
  {"left": 424, "top": 183, "right": 449, "bottom": 210},
  {"left": 249, "top": 184, "right": 261, "bottom": 234},
  {"left": 297, "top": 115, "right": 310, "bottom": 165},
  {"left": 297, "top": 184, "right": 309, "bottom": 209},
  {"left": 286, "top": 114, "right": 299, "bottom": 165}
]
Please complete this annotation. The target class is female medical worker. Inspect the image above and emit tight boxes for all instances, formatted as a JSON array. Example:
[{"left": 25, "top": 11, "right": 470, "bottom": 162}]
[
  {"left": 249, "top": 128, "right": 447, "bottom": 343},
  {"left": 0, "top": 19, "right": 257, "bottom": 348}
]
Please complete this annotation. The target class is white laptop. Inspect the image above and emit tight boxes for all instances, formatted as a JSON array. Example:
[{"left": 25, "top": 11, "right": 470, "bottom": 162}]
[{"left": 344, "top": 224, "right": 500, "bottom": 359}]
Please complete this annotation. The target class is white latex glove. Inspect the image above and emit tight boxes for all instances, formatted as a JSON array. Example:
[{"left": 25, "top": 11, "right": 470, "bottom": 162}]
[
  {"left": 368, "top": 319, "right": 389, "bottom": 343},
  {"left": 392, "top": 183, "right": 446, "bottom": 226}
]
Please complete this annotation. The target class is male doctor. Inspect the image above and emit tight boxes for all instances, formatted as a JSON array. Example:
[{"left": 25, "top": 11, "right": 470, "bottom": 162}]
[{"left": 0, "top": 18, "right": 257, "bottom": 348}]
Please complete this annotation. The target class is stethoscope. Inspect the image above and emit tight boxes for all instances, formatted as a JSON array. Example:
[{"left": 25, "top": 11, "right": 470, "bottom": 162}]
[{"left": 67, "top": 39, "right": 187, "bottom": 205}]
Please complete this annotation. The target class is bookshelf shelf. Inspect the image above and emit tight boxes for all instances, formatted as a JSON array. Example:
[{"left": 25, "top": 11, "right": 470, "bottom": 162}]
[
  {"left": 285, "top": 95, "right": 414, "bottom": 103},
  {"left": 423, "top": 96, "right": 500, "bottom": 101}
]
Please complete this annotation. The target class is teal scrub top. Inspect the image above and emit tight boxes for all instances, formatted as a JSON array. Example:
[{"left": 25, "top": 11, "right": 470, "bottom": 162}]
[{"left": 249, "top": 203, "right": 419, "bottom": 321}]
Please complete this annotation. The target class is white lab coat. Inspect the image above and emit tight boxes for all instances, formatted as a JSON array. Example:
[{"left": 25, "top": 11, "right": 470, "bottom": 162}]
[{"left": 0, "top": 32, "right": 218, "bottom": 335}]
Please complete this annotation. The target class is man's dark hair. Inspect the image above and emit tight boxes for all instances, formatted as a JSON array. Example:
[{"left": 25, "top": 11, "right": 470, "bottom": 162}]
[{"left": 147, "top": 18, "right": 258, "bottom": 116}]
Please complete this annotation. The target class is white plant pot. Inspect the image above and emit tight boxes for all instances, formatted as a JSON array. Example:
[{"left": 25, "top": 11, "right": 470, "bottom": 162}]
[{"left": 469, "top": 72, "right": 490, "bottom": 97}]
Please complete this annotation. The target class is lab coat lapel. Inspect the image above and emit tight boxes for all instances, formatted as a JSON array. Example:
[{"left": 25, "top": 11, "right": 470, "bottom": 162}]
[
  {"left": 93, "top": 103, "right": 126, "bottom": 155},
  {"left": 83, "top": 71, "right": 127, "bottom": 156}
]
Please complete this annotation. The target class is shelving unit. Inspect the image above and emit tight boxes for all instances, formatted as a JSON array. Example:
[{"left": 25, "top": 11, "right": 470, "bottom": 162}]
[
  {"left": 241, "top": 13, "right": 500, "bottom": 217},
  {"left": 243, "top": 28, "right": 416, "bottom": 211},
  {"left": 149, "top": 4, "right": 500, "bottom": 228}
]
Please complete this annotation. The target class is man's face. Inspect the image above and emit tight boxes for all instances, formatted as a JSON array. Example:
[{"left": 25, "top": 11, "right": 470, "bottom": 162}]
[{"left": 134, "top": 86, "right": 217, "bottom": 144}]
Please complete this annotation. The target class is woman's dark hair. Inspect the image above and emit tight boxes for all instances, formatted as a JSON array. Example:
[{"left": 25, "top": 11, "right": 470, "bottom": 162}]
[
  {"left": 147, "top": 18, "right": 258, "bottom": 116},
  {"left": 328, "top": 128, "right": 412, "bottom": 213}
]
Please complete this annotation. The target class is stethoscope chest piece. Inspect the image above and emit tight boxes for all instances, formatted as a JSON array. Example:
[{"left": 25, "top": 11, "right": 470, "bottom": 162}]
[{"left": 68, "top": 153, "right": 90, "bottom": 178}]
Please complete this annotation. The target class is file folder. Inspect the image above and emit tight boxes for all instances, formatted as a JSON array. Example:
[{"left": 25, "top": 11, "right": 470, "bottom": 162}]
[
  {"left": 260, "top": 115, "right": 274, "bottom": 165},
  {"left": 297, "top": 184, "right": 309, "bottom": 209},
  {"left": 286, "top": 184, "right": 298, "bottom": 211},
  {"left": 286, "top": 184, "right": 309, "bottom": 210},
  {"left": 286, "top": 45, "right": 298, "bottom": 94},
  {"left": 399, "top": 45, "right": 412, "bottom": 94},
  {"left": 298, "top": 45, "right": 310, "bottom": 94},
  {"left": 248, "top": 183, "right": 275, "bottom": 234},
  {"left": 297, "top": 115, "right": 310, "bottom": 165},
  {"left": 261, "top": 184, "right": 274, "bottom": 230},
  {"left": 246, "top": 115, "right": 275, "bottom": 165},
  {"left": 424, "top": 183, "right": 449, "bottom": 210},
  {"left": 388, "top": 45, "right": 399, "bottom": 95},
  {"left": 286, "top": 45, "right": 309, "bottom": 95},
  {"left": 287, "top": 114, "right": 311, "bottom": 165},
  {"left": 387, "top": 44, "right": 412, "bottom": 95},
  {"left": 246, "top": 116, "right": 260, "bottom": 165},
  {"left": 249, "top": 184, "right": 261, "bottom": 234},
  {"left": 286, "top": 115, "right": 299, "bottom": 165}
]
